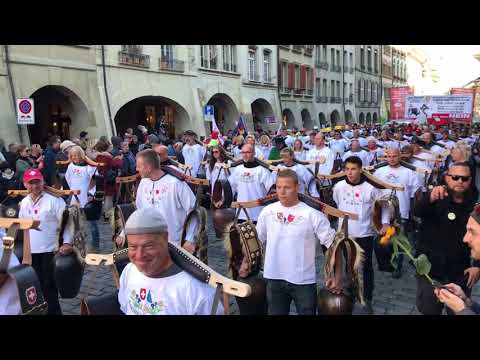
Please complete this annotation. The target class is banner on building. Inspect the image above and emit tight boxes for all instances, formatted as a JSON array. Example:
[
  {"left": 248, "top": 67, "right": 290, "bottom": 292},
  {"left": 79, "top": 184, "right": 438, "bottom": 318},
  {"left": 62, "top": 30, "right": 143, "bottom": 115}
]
[
  {"left": 17, "top": 98, "right": 35, "bottom": 125},
  {"left": 450, "top": 88, "right": 475, "bottom": 123},
  {"left": 405, "top": 95, "right": 473, "bottom": 125},
  {"left": 389, "top": 87, "right": 413, "bottom": 121},
  {"left": 265, "top": 116, "right": 277, "bottom": 124}
]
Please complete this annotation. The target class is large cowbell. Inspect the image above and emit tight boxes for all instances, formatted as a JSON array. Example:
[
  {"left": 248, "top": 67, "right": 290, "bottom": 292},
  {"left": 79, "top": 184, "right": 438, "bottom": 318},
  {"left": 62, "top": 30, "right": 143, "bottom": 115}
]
[{"left": 54, "top": 251, "right": 84, "bottom": 298}]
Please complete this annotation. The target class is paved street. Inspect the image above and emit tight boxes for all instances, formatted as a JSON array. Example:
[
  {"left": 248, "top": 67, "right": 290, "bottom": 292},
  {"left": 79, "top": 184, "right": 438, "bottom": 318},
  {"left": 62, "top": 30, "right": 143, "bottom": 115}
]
[{"left": 60, "top": 211, "right": 480, "bottom": 315}]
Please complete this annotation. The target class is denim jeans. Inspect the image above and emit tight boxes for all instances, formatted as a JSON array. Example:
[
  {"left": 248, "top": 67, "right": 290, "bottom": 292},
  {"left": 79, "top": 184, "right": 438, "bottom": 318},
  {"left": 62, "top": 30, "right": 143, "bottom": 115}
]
[
  {"left": 88, "top": 220, "right": 100, "bottom": 249},
  {"left": 355, "top": 236, "right": 374, "bottom": 302},
  {"left": 266, "top": 279, "right": 317, "bottom": 315}
]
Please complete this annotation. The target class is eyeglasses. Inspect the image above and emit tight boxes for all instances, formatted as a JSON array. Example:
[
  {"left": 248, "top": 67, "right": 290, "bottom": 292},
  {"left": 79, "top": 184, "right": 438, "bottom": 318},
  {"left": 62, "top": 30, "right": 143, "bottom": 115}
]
[
  {"left": 240, "top": 151, "right": 252, "bottom": 154},
  {"left": 212, "top": 151, "right": 220, "bottom": 154},
  {"left": 447, "top": 175, "right": 471, "bottom": 182}
]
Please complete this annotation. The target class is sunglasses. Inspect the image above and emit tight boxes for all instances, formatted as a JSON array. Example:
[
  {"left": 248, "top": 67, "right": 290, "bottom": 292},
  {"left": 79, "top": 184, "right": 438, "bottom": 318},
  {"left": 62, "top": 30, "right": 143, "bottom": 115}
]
[{"left": 447, "top": 175, "right": 471, "bottom": 182}]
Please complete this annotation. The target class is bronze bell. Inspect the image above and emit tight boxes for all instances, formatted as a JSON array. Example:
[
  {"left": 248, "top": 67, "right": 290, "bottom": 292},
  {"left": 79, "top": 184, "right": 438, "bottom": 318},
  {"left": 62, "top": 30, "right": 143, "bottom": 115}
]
[{"left": 317, "top": 288, "right": 354, "bottom": 315}]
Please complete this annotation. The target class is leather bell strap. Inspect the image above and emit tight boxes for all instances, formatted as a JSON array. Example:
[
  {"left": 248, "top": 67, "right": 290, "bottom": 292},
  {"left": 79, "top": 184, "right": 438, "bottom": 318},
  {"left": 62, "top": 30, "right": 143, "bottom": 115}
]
[
  {"left": 8, "top": 264, "right": 48, "bottom": 315},
  {"left": 0, "top": 223, "right": 20, "bottom": 274},
  {"left": 210, "top": 283, "right": 223, "bottom": 315}
]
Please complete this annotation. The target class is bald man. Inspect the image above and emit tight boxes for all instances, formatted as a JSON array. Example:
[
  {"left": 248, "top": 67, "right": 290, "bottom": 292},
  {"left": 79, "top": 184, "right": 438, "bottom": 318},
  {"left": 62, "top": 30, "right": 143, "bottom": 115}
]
[
  {"left": 228, "top": 143, "right": 275, "bottom": 222},
  {"left": 305, "top": 133, "right": 334, "bottom": 176}
]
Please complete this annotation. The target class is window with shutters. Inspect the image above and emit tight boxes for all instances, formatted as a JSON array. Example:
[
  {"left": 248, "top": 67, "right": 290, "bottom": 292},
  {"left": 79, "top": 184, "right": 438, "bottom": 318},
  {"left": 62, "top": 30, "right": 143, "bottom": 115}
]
[
  {"left": 160, "top": 45, "right": 184, "bottom": 72},
  {"left": 295, "top": 65, "right": 301, "bottom": 90},
  {"left": 200, "top": 45, "right": 218, "bottom": 69},
  {"left": 248, "top": 47, "right": 258, "bottom": 81},
  {"left": 360, "top": 46, "right": 365, "bottom": 69},
  {"left": 288, "top": 63, "right": 295, "bottom": 89},
  {"left": 263, "top": 50, "right": 271, "bottom": 82},
  {"left": 200, "top": 45, "right": 208, "bottom": 68},
  {"left": 281, "top": 62, "right": 288, "bottom": 89},
  {"left": 230, "top": 46, "right": 237, "bottom": 72},
  {"left": 223, "top": 45, "right": 231, "bottom": 71}
]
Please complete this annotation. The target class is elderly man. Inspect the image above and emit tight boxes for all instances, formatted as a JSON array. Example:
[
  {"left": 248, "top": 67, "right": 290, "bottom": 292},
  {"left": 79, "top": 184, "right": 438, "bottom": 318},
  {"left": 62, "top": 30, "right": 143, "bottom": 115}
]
[
  {"left": 342, "top": 139, "right": 370, "bottom": 167},
  {"left": 118, "top": 208, "right": 223, "bottom": 315},
  {"left": 435, "top": 203, "right": 480, "bottom": 315},
  {"left": 306, "top": 133, "right": 334, "bottom": 176},
  {"left": 182, "top": 131, "right": 206, "bottom": 177}
]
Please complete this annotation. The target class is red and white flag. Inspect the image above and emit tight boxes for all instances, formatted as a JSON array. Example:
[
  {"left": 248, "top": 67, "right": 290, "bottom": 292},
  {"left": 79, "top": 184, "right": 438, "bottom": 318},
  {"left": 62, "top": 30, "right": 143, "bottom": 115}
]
[{"left": 212, "top": 116, "right": 224, "bottom": 145}]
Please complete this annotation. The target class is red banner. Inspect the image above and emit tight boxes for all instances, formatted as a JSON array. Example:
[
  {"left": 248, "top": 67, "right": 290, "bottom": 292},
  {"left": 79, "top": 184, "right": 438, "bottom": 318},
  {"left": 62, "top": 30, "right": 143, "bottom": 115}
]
[
  {"left": 450, "top": 87, "right": 474, "bottom": 124},
  {"left": 389, "top": 87, "right": 413, "bottom": 120}
]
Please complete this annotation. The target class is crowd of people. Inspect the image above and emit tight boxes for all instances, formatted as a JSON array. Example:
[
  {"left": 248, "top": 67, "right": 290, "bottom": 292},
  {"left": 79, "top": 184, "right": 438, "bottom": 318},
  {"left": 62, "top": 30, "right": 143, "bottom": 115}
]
[{"left": 1, "top": 119, "right": 480, "bottom": 315}]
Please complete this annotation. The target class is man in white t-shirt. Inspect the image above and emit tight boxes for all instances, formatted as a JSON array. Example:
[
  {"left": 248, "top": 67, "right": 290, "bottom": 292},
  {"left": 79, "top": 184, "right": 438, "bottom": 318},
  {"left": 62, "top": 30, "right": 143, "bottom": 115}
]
[
  {"left": 436, "top": 130, "right": 456, "bottom": 150},
  {"left": 181, "top": 131, "right": 206, "bottom": 177},
  {"left": 116, "top": 149, "right": 198, "bottom": 253},
  {"left": 333, "top": 156, "right": 390, "bottom": 313},
  {"left": 373, "top": 148, "right": 422, "bottom": 279},
  {"left": 118, "top": 208, "right": 223, "bottom": 315},
  {"left": 228, "top": 144, "right": 275, "bottom": 222},
  {"left": 18, "top": 168, "right": 74, "bottom": 314},
  {"left": 245, "top": 135, "right": 264, "bottom": 160},
  {"left": 306, "top": 133, "right": 334, "bottom": 176},
  {"left": 240, "top": 169, "right": 341, "bottom": 315},
  {"left": 328, "top": 131, "right": 349, "bottom": 158},
  {"left": 342, "top": 139, "right": 370, "bottom": 167}
]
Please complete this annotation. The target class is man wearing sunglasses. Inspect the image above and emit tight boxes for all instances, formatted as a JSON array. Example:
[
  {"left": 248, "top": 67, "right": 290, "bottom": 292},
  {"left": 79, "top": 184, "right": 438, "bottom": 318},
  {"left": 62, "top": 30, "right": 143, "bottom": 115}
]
[{"left": 413, "top": 162, "right": 480, "bottom": 315}]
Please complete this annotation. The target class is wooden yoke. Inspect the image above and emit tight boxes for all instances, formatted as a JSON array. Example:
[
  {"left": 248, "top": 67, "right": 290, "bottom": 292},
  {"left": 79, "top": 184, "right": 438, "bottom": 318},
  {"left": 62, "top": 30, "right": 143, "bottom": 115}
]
[
  {"left": 115, "top": 174, "right": 140, "bottom": 184},
  {"left": 8, "top": 187, "right": 81, "bottom": 198},
  {"left": 0, "top": 218, "right": 40, "bottom": 230},
  {"left": 56, "top": 158, "right": 105, "bottom": 167}
]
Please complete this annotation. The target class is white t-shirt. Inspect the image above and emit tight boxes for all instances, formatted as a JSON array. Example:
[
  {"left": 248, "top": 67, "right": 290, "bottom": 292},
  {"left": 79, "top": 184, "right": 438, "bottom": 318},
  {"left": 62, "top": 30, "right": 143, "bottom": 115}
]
[
  {"left": 294, "top": 150, "right": 308, "bottom": 161},
  {"left": 182, "top": 144, "right": 206, "bottom": 177},
  {"left": 342, "top": 150, "right": 370, "bottom": 167},
  {"left": 256, "top": 201, "right": 335, "bottom": 285},
  {"left": 118, "top": 263, "right": 223, "bottom": 315},
  {"left": 333, "top": 180, "right": 390, "bottom": 238},
  {"left": 205, "top": 161, "right": 232, "bottom": 193},
  {"left": 413, "top": 151, "right": 437, "bottom": 171},
  {"left": 259, "top": 145, "right": 272, "bottom": 160},
  {"left": 0, "top": 246, "right": 22, "bottom": 315},
  {"left": 228, "top": 164, "right": 275, "bottom": 221},
  {"left": 274, "top": 163, "right": 319, "bottom": 197},
  {"left": 306, "top": 146, "right": 334, "bottom": 175},
  {"left": 437, "top": 139, "right": 456, "bottom": 150},
  {"left": 135, "top": 174, "right": 198, "bottom": 245},
  {"left": 366, "top": 148, "right": 385, "bottom": 165},
  {"left": 18, "top": 192, "right": 72, "bottom": 253},
  {"left": 65, "top": 163, "right": 96, "bottom": 208},
  {"left": 233, "top": 146, "right": 242, "bottom": 160},
  {"left": 285, "top": 135, "right": 296, "bottom": 148},
  {"left": 389, "top": 140, "right": 408, "bottom": 150},
  {"left": 377, "top": 139, "right": 395, "bottom": 149},
  {"left": 328, "top": 139, "right": 349, "bottom": 157},
  {"left": 373, "top": 165, "right": 421, "bottom": 219}
]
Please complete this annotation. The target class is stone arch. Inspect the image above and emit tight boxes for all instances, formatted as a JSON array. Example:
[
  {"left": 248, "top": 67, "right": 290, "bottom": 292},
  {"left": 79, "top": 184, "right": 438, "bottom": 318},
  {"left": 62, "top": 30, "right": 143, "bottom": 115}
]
[
  {"left": 206, "top": 93, "right": 240, "bottom": 134},
  {"left": 330, "top": 110, "right": 340, "bottom": 127},
  {"left": 373, "top": 112, "right": 378, "bottom": 123},
  {"left": 366, "top": 112, "right": 372, "bottom": 124},
  {"left": 251, "top": 98, "right": 275, "bottom": 132},
  {"left": 359, "top": 112, "right": 365, "bottom": 124},
  {"left": 345, "top": 109, "right": 354, "bottom": 124},
  {"left": 301, "top": 109, "right": 313, "bottom": 130},
  {"left": 282, "top": 108, "right": 295, "bottom": 129},
  {"left": 318, "top": 112, "right": 327, "bottom": 128}
]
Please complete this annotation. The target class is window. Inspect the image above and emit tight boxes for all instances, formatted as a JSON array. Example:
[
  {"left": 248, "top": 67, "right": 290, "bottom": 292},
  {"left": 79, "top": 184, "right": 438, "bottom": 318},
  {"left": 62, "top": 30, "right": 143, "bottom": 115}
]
[
  {"left": 343, "top": 82, "right": 347, "bottom": 99},
  {"left": 331, "top": 80, "right": 335, "bottom": 97},
  {"left": 322, "top": 79, "right": 327, "bottom": 97},
  {"left": 200, "top": 45, "right": 218, "bottom": 69},
  {"left": 222, "top": 45, "right": 236, "bottom": 72},
  {"left": 248, "top": 47, "right": 257, "bottom": 81},
  {"left": 315, "top": 45, "right": 320, "bottom": 64},
  {"left": 161, "top": 45, "right": 173, "bottom": 62},
  {"left": 371, "top": 82, "right": 375, "bottom": 102},
  {"left": 122, "top": 45, "right": 142, "bottom": 54},
  {"left": 358, "top": 80, "right": 362, "bottom": 101},
  {"left": 316, "top": 78, "right": 321, "bottom": 98},
  {"left": 360, "top": 46, "right": 365, "bottom": 68},
  {"left": 343, "top": 50, "right": 347, "bottom": 69},
  {"left": 306, "top": 67, "right": 311, "bottom": 90},
  {"left": 365, "top": 80, "right": 369, "bottom": 101},
  {"left": 281, "top": 62, "right": 288, "bottom": 88},
  {"left": 349, "top": 52, "right": 353, "bottom": 69},
  {"left": 331, "top": 48, "right": 335, "bottom": 69},
  {"left": 367, "top": 46, "right": 372, "bottom": 70},
  {"left": 323, "top": 45, "right": 327, "bottom": 62},
  {"left": 336, "top": 50, "right": 340, "bottom": 67},
  {"left": 336, "top": 81, "right": 340, "bottom": 97},
  {"left": 349, "top": 83, "right": 353, "bottom": 99},
  {"left": 295, "top": 65, "right": 300, "bottom": 89},
  {"left": 263, "top": 50, "right": 271, "bottom": 82},
  {"left": 374, "top": 49, "right": 378, "bottom": 73}
]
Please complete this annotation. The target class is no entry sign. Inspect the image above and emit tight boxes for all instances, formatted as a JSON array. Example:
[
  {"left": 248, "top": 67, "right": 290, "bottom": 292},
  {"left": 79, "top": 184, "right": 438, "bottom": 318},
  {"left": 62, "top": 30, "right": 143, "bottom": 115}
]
[{"left": 17, "top": 98, "right": 35, "bottom": 125}]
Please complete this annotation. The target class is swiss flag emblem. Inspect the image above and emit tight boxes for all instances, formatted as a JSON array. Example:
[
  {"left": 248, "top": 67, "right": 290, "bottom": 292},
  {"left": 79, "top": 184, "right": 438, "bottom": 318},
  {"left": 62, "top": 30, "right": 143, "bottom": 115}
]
[
  {"left": 156, "top": 189, "right": 160, "bottom": 194},
  {"left": 287, "top": 214, "right": 295, "bottom": 223},
  {"left": 355, "top": 193, "right": 360, "bottom": 198},
  {"left": 140, "top": 288, "right": 147, "bottom": 301},
  {"left": 34, "top": 209, "right": 38, "bottom": 214},
  {"left": 26, "top": 286, "right": 37, "bottom": 305}
]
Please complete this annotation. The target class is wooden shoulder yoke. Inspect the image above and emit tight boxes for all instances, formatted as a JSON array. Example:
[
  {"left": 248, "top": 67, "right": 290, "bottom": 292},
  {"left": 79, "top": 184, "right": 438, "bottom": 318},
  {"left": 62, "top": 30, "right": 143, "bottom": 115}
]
[
  {"left": 116, "top": 174, "right": 140, "bottom": 184},
  {"left": 0, "top": 218, "right": 40, "bottom": 230},
  {"left": 8, "top": 186, "right": 80, "bottom": 197}
]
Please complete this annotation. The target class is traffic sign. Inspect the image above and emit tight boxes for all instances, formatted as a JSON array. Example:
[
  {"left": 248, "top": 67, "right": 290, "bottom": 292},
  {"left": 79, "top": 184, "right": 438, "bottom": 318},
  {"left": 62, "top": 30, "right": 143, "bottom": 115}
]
[
  {"left": 17, "top": 98, "right": 35, "bottom": 125},
  {"left": 204, "top": 105, "right": 214, "bottom": 116}
]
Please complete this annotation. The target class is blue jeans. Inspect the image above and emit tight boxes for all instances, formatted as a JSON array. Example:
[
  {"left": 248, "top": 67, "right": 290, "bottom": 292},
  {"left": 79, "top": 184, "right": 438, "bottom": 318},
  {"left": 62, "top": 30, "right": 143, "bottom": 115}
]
[
  {"left": 266, "top": 279, "right": 317, "bottom": 315},
  {"left": 88, "top": 220, "right": 100, "bottom": 249}
]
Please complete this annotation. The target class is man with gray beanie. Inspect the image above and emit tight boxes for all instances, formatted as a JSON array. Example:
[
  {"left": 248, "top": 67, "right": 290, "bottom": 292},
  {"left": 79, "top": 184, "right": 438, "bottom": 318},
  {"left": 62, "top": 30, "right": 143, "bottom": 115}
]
[{"left": 117, "top": 208, "right": 223, "bottom": 315}]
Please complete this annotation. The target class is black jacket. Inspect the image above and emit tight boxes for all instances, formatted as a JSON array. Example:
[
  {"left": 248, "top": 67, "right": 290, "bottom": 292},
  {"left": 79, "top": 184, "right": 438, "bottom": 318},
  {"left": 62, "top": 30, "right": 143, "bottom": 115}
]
[{"left": 413, "top": 188, "right": 478, "bottom": 281}]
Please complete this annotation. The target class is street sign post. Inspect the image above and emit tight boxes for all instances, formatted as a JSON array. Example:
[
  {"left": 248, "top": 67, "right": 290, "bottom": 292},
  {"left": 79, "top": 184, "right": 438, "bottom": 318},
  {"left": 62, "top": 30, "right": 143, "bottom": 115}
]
[
  {"left": 17, "top": 98, "right": 35, "bottom": 125},
  {"left": 204, "top": 105, "right": 214, "bottom": 122}
]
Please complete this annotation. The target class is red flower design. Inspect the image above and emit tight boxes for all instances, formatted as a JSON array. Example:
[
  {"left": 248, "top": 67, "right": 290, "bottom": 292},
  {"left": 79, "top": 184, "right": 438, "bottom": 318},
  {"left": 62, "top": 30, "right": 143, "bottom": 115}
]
[
  {"left": 355, "top": 193, "right": 360, "bottom": 198},
  {"left": 287, "top": 214, "right": 295, "bottom": 223}
]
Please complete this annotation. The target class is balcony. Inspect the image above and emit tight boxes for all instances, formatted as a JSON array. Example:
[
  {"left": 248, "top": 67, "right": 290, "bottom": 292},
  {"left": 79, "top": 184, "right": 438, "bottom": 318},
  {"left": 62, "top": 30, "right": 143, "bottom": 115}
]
[
  {"left": 292, "top": 45, "right": 303, "bottom": 53},
  {"left": 248, "top": 73, "right": 260, "bottom": 82},
  {"left": 306, "top": 89, "right": 314, "bottom": 96},
  {"left": 336, "top": 65, "right": 341, "bottom": 73},
  {"left": 304, "top": 46, "right": 313, "bottom": 56},
  {"left": 159, "top": 57, "right": 185, "bottom": 73},
  {"left": 279, "top": 45, "right": 290, "bottom": 50},
  {"left": 335, "top": 97, "right": 342, "bottom": 103},
  {"left": 118, "top": 51, "right": 150, "bottom": 68},
  {"left": 320, "top": 96, "right": 328, "bottom": 103},
  {"left": 367, "top": 66, "right": 373, "bottom": 72},
  {"left": 330, "top": 63, "right": 336, "bottom": 71},
  {"left": 349, "top": 68, "right": 354, "bottom": 74},
  {"left": 349, "top": 94, "right": 353, "bottom": 103},
  {"left": 294, "top": 88, "right": 305, "bottom": 95},
  {"left": 320, "top": 61, "right": 329, "bottom": 70},
  {"left": 281, "top": 87, "right": 292, "bottom": 95},
  {"left": 223, "top": 63, "right": 238, "bottom": 72},
  {"left": 330, "top": 96, "right": 336, "bottom": 103}
]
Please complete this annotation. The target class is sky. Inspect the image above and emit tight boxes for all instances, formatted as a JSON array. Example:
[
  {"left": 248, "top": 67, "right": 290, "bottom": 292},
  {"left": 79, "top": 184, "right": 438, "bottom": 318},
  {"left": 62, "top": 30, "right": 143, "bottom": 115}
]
[{"left": 416, "top": 45, "right": 480, "bottom": 93}]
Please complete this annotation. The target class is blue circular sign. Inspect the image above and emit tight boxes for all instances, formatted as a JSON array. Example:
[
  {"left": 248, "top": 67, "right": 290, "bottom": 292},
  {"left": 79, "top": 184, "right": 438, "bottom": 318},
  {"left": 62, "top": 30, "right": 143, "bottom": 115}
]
[{"left": 19, "top": 100, "right": 32, "bottom": 114}]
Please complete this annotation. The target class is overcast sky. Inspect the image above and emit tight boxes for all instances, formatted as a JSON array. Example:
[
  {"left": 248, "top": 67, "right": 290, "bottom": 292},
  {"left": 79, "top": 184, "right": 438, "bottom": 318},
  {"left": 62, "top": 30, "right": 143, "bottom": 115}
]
[{"left": 416, "top": 45, "right": 480, "bottom": 93}]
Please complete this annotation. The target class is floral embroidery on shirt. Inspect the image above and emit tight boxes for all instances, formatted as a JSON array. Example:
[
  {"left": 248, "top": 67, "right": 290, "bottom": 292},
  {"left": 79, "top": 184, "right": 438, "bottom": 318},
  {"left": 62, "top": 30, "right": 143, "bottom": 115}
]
[{"left": 129, "top": 289, "right": 164, "bottom": 315}]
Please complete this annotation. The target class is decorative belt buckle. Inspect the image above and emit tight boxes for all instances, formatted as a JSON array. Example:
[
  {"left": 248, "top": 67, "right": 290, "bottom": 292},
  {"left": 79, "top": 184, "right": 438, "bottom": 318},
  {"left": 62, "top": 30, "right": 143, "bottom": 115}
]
[{"left": 2, "top": 236, "right": 14, "bottom": 250}]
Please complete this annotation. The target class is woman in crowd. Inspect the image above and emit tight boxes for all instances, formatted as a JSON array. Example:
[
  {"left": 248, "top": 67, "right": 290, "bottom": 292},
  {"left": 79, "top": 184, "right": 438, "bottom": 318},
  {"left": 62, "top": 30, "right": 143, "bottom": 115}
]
[
  {"left": 15, "top": 145, "right": 36, "bottom": 187},
  {"left": 205, "top": 146, "right": 232, "bottom": 202},
  {"left": 65, "top": 145, "right": 100, "bottom": 251},
  {"left": 232, "top": 135, "right": 245, "bottom": 159},
  {"left": 293, "top": 139, "right": 308, "bottom": 161},
  {"left": 259, "top": 135, "right": 272, "bottom": 161}
]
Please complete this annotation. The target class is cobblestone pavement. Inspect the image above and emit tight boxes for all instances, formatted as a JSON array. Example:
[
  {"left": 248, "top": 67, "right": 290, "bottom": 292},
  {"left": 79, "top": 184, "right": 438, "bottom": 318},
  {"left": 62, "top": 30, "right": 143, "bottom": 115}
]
[{"left": 60, "top": 212, "right": 480, "bottom": 315}]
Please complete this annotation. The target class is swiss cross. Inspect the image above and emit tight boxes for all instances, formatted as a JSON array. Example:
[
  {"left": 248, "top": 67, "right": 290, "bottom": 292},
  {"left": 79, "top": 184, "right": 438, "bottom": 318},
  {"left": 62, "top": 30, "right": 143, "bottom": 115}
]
[
  {"left": 140, "top": 288, "right": 147, "bottom": 301},
  {"left": 26, "top": 287, "right": 37, "bottom": 305}
]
